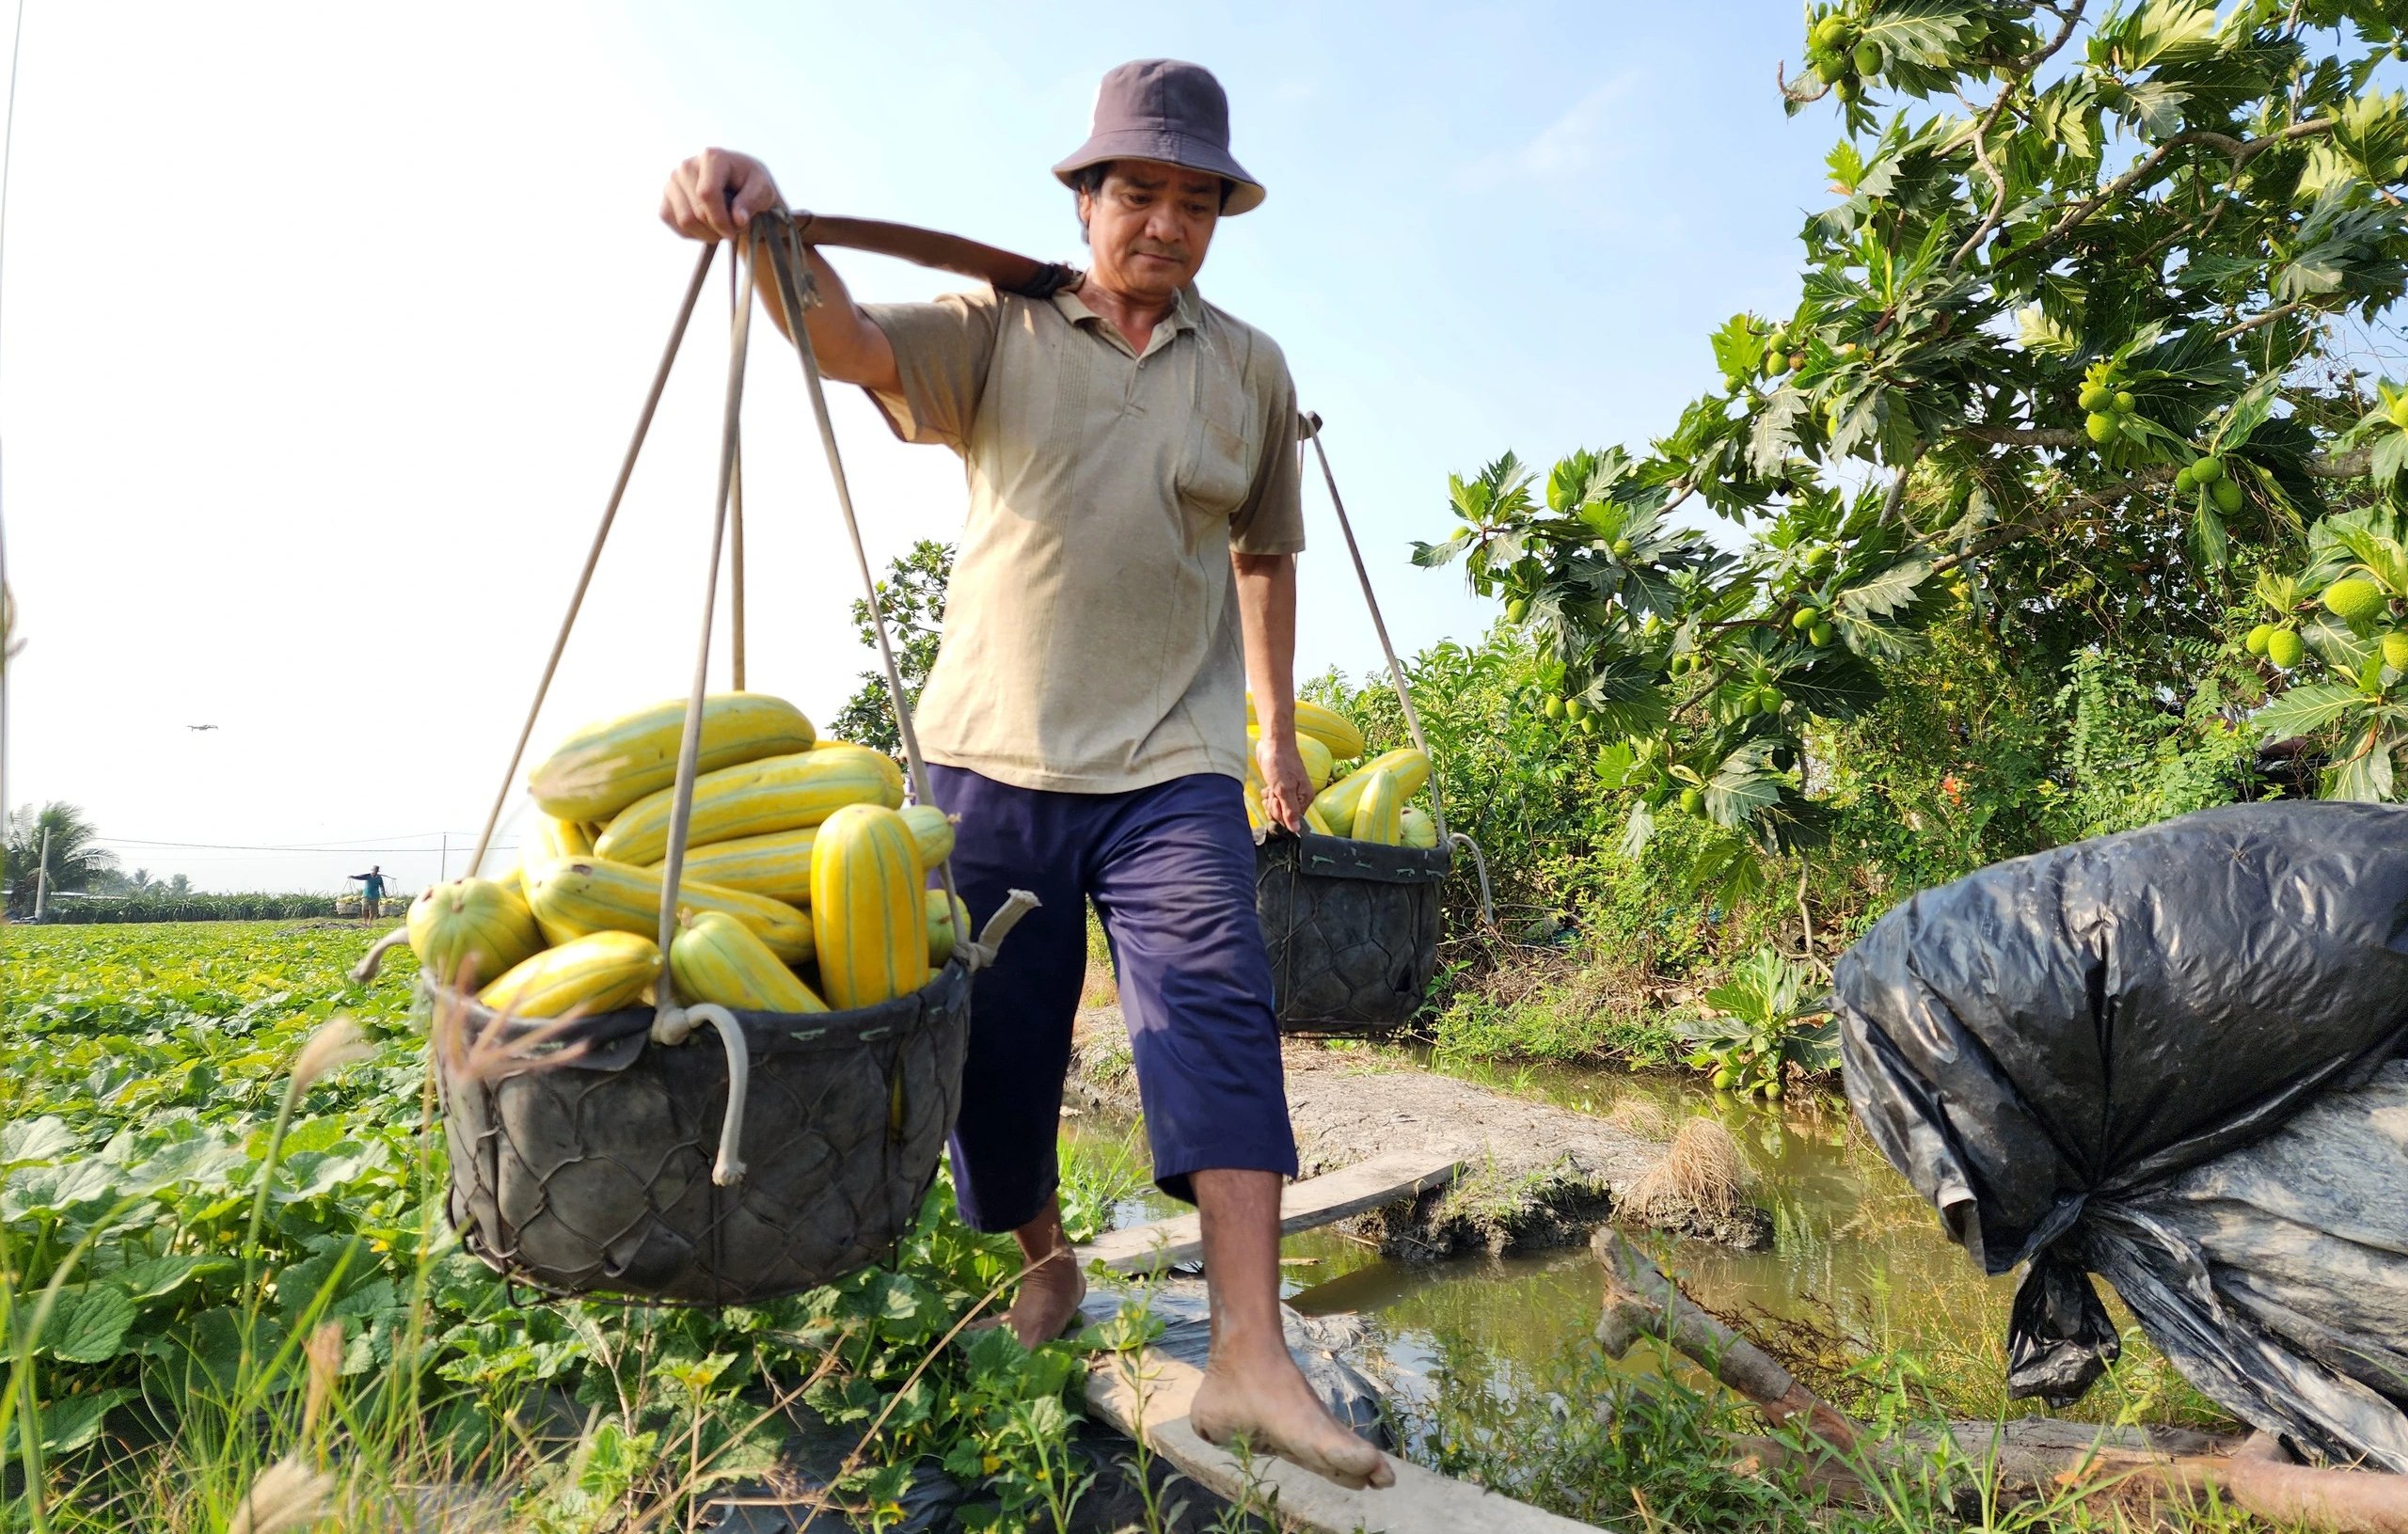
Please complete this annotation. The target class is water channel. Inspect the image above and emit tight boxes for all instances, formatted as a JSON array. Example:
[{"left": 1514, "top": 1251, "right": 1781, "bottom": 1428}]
[{"left": 1064, "top": 1051, "right": 2024, "bottom": 1415}]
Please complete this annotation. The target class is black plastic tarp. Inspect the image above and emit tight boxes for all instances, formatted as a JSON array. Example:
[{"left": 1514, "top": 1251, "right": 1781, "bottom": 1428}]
[{"left": 1833, "top": 801, "right": 2408, "bottom": 1467}]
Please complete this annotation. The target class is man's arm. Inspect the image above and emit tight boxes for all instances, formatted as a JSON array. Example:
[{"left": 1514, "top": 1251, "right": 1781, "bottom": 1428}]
[
  {"left": 659, "top": 149, "right": 899, "bottom": 394},
  {"left": 1234, "top": 552, "right": 1311, "bottom": 831}
]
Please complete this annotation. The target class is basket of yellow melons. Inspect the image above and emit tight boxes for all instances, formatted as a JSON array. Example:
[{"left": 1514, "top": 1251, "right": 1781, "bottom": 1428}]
[
  {"left": 1244, "top": 695, "right": 1450, "bottom": 1036},
  {"left": 404, "top": 691, "right": 995, "bottom": 1305}
]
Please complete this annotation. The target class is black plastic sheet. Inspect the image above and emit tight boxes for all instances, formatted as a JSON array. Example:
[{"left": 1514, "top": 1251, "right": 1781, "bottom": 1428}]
[{"left": 1833, "top": 801, "right": 2408, "bottom": 1466}]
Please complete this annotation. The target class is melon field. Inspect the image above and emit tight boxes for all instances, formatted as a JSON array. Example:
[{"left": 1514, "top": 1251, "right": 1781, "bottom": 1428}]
[{"left": 0, "top": 920, "right": 1137, "bottom": 1533}]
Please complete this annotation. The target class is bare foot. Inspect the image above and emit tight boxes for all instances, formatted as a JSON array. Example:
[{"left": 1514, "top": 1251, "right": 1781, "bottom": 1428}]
[
  {"left": 1005, "top": 1247, "right": 1085, "bottom": 1349},
  {"left": 1189, "top": 1347, "right": 1393, "bottom": 1491}
]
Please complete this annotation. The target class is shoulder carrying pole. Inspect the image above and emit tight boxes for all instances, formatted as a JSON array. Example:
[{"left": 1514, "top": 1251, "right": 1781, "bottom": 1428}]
[{"left": 1298, "top": 410, "right": 1497, "bottom": 930}]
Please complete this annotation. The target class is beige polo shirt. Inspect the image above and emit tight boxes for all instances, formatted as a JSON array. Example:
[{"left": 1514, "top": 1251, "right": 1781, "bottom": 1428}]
[{"left": 862, "top": 281, "right": 1304, "bottom": 794}]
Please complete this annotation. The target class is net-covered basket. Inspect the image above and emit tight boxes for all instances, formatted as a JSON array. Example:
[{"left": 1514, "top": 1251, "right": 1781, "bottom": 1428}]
[
  {"left": 426, "top": 961, "right": 971, "bottom": 1305},
  {"left": 1255, "top": 832, "right": 1449, "bottom": 1036}
]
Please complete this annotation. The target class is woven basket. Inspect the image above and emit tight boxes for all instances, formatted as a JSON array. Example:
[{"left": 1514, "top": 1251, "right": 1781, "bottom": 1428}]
[
  {"left": 1255, "top": 833, "right": 1449, "bottom": 1036},
  {"left": 425, "top": 961, "right": 971, "bottom": 1305}
]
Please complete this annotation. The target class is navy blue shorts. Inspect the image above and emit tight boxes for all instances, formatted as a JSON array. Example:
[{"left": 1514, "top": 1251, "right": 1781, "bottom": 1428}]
[{"left": 927, "top": 765, "right": 1298, "bottom": 1233}]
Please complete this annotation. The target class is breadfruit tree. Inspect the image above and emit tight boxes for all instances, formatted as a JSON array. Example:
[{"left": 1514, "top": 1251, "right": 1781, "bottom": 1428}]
[{"left": 1420, "top": 0, "right": 2408, "bottom": 884}]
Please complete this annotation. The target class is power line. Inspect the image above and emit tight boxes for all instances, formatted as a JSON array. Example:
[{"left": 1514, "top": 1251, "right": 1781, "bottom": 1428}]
[{"left": 94, "top": 836, "right": 520, "bottom": 854}]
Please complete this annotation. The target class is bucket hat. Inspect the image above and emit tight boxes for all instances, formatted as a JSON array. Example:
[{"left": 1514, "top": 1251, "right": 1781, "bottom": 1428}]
[{"left": 1053, "top": 59, "right": 1265, "bottom": 216}]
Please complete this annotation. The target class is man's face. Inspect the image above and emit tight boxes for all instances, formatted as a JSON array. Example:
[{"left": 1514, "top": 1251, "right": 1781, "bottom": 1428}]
[{"left": 1078, "top": 160, "right": 1221, "bottom": 304}]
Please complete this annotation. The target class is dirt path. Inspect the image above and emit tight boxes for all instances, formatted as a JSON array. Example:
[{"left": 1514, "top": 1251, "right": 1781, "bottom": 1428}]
[{"left": 1069, "top": 1005, "right": 1770, "bottom": 1256}]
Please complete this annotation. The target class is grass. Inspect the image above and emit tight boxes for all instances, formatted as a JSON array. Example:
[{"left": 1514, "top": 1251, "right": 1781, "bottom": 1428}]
[
  {"left": 1402, "top": 1336, "right": 2284, "bottom": 1533},
  {"left": 1623, "top": 1116, "right": 1751, "bottom": 1226},
  {"left": 1423, "top": 942, "right": 1684, "bottom": 1068},
  {"left": 0, "top": 919, "right": 1166, "bottom": 1533}
]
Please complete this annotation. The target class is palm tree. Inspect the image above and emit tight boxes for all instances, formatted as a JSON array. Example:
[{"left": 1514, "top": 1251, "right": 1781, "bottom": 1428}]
[{"left": 5, "top": 801, "right": 120, "bottom": 916}]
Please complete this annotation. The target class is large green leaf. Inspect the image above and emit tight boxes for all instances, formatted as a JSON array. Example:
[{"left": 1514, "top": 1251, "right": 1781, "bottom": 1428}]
[
  {"left": 2254, "top": 684, "right": 2366, "bottom": 743},
  {"left": 1834, "top": 557, "right": 1934, "bottom": 620},
  {"left": 2332, "top": 728, "right": 2399, "bottom": 802},
  {"left": 1704, "top": 743, "right": 1786, "bottom": 828},
  {"left": 1, "top": 1390, "right": 133, "bottom": 1457},
  {"left": 40, "top": 1284, "right": 137, "bottom": 1365},
  {"left": 0, "top": 1115, "right": 74, "bottom": 1167},
  {"left": 1779, "top": 652, "right": 1886, "bottom": 720}
]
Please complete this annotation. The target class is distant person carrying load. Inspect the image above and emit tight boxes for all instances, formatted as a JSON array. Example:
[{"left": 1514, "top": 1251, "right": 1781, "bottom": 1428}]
[
  {"left": 658, "top": 58, "right": 1390, "bottom": 1491},
  {"left": 348, "top": 864, "right": 388, "bottom": 922}
]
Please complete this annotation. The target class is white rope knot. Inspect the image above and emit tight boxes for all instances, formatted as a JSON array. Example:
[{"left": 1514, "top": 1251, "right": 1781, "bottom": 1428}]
[
  {"left": 956, "top": 888, "right": 1040, "bottom": 973},
  {"left": 649, "top": 1003, "right": 751, "bottom": 1186}
]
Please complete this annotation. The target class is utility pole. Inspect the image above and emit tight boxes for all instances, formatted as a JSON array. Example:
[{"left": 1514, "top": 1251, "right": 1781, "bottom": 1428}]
[
  {"left": 439, "top": 831, "right": 448, "bottom": 883},
  {"left": 31, "top": 819, "right": 48, "bottom": 920}
]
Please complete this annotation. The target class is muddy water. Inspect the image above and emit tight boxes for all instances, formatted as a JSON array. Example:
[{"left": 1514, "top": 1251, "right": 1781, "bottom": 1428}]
[{"left": 1063, "top": 1056, "right": 2018, "bottom": 1403}]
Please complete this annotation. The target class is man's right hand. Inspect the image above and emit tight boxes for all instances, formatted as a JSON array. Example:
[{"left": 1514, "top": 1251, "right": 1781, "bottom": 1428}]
[{"left": 660, "top": 149, "right": 784, "bottom": 241}]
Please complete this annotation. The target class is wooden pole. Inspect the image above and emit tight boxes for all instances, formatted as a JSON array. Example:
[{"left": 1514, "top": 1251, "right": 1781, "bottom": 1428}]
[
  {"left": 1592, "top": 1228, "right": 1860, "bottom": 1450},
  {"left": 727, "top": 253, "right": 747, "bottom": 691}
]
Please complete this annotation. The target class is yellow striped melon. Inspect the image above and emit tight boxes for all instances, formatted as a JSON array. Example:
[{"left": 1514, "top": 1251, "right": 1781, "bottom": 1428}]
[
  {"left": 594, "top": 748, "right": 902, "bottom": 866},
  {"left": 900, "top": 803, "right": 956, "bottom": 868},
  {"left": 1305, "top": 802, "right": 1336, "bottom": 836},
  {"left": 677, "top": 825, "right": 817, "bottom": 905},
  {"left": 927, "top": 889, "right": 973, "bottom": 966},
  {"left": 1294, "top": 735, "right": 1335, "bottom": 791},
  {"left": 1400, "top": 805, "right": 1438, "bottom": 849},
  {"left": 811, "top": 804, "right": 927, "bottom": 1009},
  {"left": 1352, "top": 768, "right": 1404, "bottom": 845},
  {"left": 1247, "top": 695, "right": 1365, "bottom": 761},
  {"left": 529, "top": 815, "right": 593, "bottom": 863},
  {"left": 407, "top": 876, "right": 545, "bottom": 988},
  {"left": 1311, "top": 747, "right": 1431, "bottom": 835},
  {"left": 479, "top": 930, "right": 660, "bottom": 1019},
  {"left": 1244, "top": 782, "right": 1267, "bottom": 831},
  {"left": 669, "top": 909, "right": 826, "bottom": 1013},
  {"left": 528, "top": 692, "right": 816, "bottom": 822},
  {"left": 527, "top": 856, "right": 814, "bottom": 963}
]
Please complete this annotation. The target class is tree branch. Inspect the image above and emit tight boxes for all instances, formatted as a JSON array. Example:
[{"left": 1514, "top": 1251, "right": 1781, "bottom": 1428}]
[
  {"left": 1946, "top": 3, "right": 2087, "bottom": 274},
  {"left": 2012, "top": 119, "right": 2337, "bottom": 262},
  {"left": 1958, "top": 423, "right": 2370, "bottom": 478},
  {"left": 1880, "top": 440, "right": 1926, "bottom": 526},
  {"left": 1777, "top": 58, "right": 1830, "bottom": 105},
  {"left": 2216, "top": 300, "right": 2311, "bottom": 342}
]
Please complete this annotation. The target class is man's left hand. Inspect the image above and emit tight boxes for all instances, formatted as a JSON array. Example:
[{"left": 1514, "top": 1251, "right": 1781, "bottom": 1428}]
[{"left": 1256, "top": 734, "right": 1314, "bottom": 833}]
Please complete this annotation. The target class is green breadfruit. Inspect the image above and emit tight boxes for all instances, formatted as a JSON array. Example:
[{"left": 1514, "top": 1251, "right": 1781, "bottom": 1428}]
[{"left": 2323, "top": 577, "right": 2388, "bottom": 623}]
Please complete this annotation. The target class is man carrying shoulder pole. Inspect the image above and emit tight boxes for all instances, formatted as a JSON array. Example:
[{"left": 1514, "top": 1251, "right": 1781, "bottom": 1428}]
[{"left": 659, "top": 58, "right": 1390, "bottom": 1491}]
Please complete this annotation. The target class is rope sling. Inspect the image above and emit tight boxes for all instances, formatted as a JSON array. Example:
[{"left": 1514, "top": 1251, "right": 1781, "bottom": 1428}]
[
  {"left": 393, "top": 218, "right": 1032, "bottom": 1303},
  {"left": 1254, "top": 415, "right": 1494, "bottom": 1035}
]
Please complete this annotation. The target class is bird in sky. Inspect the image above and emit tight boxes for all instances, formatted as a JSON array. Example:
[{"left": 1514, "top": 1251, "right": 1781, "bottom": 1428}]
[{"left": 185, "top": 724, "right": 219, "bottom": 732}]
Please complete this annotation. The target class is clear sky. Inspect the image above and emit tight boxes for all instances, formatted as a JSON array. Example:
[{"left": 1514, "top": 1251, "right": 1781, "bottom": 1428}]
[{"left": 1, "top": 0, "right": 1838, "bottom": 894}]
